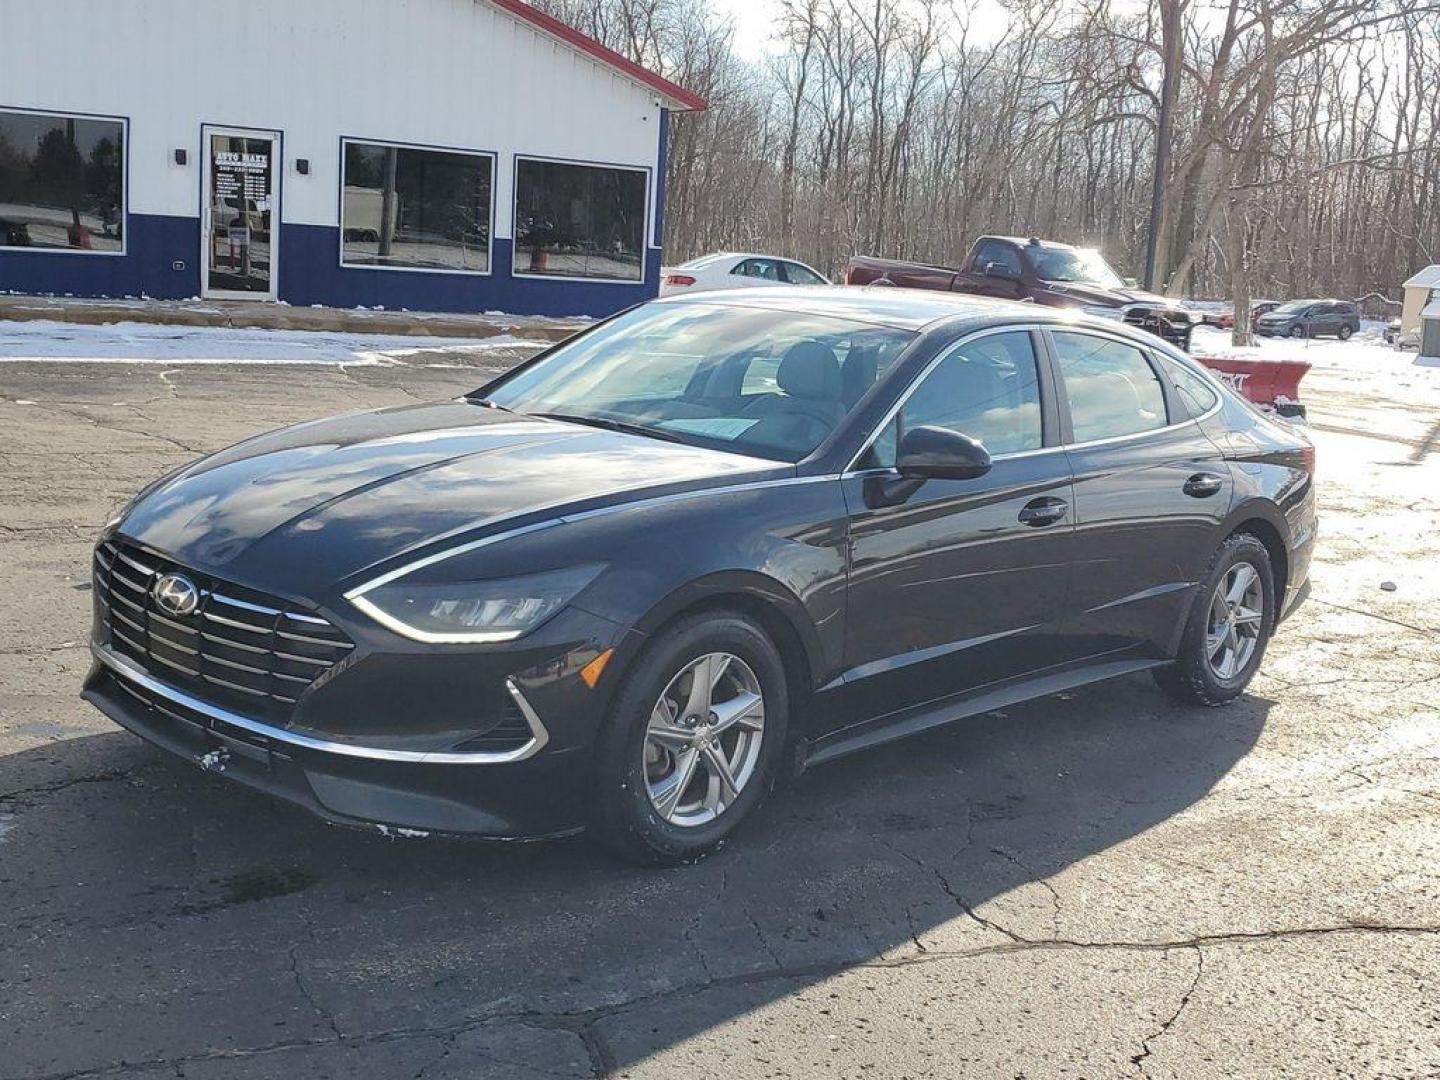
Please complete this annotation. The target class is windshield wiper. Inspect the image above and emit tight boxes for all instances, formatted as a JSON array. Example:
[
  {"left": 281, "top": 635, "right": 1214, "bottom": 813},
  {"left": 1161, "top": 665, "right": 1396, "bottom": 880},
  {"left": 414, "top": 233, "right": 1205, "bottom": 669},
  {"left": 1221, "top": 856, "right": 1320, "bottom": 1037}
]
[
  {"left": 463, "top": 395, "right": 516, "bottom": 412},
  {"left": 534, "top": 411, "right": 688, "bottom": 445}
]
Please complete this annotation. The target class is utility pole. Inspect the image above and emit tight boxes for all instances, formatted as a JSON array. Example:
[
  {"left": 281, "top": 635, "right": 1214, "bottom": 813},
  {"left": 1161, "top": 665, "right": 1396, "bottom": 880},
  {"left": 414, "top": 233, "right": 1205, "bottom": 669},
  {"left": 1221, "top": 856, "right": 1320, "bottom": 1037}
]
[{"left": 1144, "top": 0, "right": 1184, "bottom": 292}]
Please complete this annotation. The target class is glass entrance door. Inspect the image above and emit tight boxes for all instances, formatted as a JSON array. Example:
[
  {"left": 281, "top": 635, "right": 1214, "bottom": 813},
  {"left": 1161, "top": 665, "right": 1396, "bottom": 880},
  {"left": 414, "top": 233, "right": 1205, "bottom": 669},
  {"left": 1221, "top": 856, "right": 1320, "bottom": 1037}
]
[{"left": 202, "top": 128, "right": 279, "bottom": 299}]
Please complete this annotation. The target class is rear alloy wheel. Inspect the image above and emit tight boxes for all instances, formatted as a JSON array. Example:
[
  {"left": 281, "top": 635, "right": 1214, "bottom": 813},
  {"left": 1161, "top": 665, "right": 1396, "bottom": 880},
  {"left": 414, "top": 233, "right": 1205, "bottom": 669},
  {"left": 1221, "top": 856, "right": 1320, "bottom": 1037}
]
[
  {"left": 1155, "top": 533, "right": 1275, "bottom": 706},
  {"left": 591, "top": 611, "right": 788, "bottom": 864}
]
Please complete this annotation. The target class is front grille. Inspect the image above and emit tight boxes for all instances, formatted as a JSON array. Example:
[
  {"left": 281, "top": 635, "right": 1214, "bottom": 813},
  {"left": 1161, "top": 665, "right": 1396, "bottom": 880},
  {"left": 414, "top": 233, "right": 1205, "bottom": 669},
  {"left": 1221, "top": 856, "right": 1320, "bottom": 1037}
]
[{"left": 93, "top": 539, "right": 354, "bottom": 725}]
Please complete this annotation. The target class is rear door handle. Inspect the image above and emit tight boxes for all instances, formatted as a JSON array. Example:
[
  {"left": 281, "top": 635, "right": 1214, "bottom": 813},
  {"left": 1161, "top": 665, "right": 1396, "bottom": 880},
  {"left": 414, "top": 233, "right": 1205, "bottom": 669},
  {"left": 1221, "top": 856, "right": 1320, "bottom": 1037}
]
[
  {"left": 1019, "top": 496, "right": 1068, "bottom": 527},
  {"left": 1183, "top": 472, "right": 1224, "bottom": 498}
]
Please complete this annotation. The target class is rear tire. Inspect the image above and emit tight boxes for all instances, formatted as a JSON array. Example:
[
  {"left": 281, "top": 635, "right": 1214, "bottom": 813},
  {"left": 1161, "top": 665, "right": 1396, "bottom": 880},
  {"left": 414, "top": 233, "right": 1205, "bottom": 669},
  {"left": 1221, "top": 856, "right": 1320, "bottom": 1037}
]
[
  {"left": 589, "top": 610, "right": 789, "bottom": 865},
  {"left": 1154, "top": 533, "right": 1275, "bottom": 706}
]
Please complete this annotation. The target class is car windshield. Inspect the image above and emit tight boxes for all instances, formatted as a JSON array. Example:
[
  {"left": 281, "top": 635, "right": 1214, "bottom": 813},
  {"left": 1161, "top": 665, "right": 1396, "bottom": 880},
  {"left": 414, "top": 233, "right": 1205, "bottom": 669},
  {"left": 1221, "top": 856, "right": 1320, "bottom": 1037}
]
[
  {"left": 1271, "top": 300, "right": 1314, "bottom": 315},
  {"left": 676, "top": 253, "right": 730, "bottom": 270},
  {"left": 1027, "top": 247, "right": 1126, "bottom": 289},
  {"left": 480, "top": 302, "right": 915, "bottom": 462}
]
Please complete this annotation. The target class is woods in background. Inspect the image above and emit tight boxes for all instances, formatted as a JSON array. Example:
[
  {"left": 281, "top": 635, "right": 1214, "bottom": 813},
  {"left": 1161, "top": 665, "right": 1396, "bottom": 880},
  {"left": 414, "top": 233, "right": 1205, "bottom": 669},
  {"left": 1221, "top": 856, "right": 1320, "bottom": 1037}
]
[{"left": 538, "top": 0, "right": 1440, "bottom": 314}]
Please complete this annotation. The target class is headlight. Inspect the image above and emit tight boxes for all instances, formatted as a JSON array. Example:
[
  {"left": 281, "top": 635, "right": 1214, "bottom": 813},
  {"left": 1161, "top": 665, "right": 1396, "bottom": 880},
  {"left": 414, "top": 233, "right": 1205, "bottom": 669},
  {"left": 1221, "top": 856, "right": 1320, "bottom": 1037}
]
[{"left": 350, "top": 564, "right": 604, "bottom": 643}]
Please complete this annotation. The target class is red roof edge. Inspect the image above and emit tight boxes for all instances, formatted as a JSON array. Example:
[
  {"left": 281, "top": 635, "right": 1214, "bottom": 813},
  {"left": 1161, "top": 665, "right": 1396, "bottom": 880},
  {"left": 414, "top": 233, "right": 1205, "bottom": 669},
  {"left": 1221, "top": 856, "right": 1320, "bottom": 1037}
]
[{"left": 486, "top": 0, "right": 710, "bottom": 112}]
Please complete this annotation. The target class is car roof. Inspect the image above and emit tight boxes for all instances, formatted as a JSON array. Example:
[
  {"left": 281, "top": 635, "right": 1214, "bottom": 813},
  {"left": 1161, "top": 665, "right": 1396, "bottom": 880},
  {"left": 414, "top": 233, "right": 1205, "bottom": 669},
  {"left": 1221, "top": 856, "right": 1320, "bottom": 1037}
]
[
  {"left": 984, "top": 236, "right": 1079, "bottom": 252},
  {"left": 652, "top": 284, "right": 1035, "bottom": 331}
]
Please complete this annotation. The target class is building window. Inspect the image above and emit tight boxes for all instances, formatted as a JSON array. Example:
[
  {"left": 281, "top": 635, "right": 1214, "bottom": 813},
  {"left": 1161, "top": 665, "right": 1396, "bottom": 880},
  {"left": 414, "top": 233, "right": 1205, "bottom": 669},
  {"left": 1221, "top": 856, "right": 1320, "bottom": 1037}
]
[
  {"left": 0, "top": 108, "right": 125, "bottom": 253},
  {"left": 514, "top": 158, "right": 647, "bottom": 282},
  {"left": 341, "top": 140, "right": 492, "bottom": 273}
]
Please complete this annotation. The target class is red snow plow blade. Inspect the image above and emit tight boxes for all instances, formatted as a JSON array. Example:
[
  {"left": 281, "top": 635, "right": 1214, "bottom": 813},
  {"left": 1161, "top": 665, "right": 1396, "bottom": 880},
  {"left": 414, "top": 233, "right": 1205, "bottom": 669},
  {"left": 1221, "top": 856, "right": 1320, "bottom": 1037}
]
[{"left": 1195, "top": 355, "right": 1310, "bottom": 419}]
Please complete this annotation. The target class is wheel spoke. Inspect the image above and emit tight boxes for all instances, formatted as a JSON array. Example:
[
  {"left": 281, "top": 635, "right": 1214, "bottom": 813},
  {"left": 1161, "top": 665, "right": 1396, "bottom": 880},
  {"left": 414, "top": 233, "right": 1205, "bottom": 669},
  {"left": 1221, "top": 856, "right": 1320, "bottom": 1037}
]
[
  {"left": 702, "top": 743, "right": 739, "bottom": 806},
  {"left": 709, "top": 690, "right": 763, "bottom": 734},
  {"left": 652, "top": 748, "right": 699, "bottom": 820},
  {"left": 682, "top": 655, "right": 718, "bottom": 718},
  {"left": 647, "top": 698, "right": 691, "bottom": 750},
  {"left": 1226, "top": 564, "right": 1257, "bottom": 605}
]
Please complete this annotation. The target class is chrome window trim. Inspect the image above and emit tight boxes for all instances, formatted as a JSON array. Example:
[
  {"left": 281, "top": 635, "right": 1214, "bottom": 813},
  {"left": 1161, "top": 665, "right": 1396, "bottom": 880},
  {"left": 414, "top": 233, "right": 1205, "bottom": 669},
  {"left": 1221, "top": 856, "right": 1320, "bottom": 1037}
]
[
  {"left": 845, "top": 322, "right": 1225, "bottom": 473},
  {"left": 93, "top": 644, "right": 549, "bottom": 764}
]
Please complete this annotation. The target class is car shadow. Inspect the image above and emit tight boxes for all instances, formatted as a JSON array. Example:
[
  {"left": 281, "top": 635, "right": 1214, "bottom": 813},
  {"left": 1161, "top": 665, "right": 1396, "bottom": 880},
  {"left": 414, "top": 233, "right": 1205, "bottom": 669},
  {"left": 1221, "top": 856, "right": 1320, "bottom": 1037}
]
[{"left": 0, "top": 673, "right": 1269, "bottom": 1076}]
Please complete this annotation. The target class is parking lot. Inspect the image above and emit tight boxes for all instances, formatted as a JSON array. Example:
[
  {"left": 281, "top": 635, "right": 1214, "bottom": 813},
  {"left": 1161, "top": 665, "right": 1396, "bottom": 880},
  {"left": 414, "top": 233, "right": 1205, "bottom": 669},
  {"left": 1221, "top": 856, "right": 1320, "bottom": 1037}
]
[{"left": 1, "top": 334, "right": 1438, "bottom": 1078}]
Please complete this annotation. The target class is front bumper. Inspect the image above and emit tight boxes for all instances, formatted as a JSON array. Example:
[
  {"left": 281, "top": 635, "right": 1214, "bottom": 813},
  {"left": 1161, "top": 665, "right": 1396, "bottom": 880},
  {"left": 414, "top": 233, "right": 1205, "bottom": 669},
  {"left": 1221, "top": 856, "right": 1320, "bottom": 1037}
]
[{"left": 83, "top": 644, "right": 595, "bottom": 838}]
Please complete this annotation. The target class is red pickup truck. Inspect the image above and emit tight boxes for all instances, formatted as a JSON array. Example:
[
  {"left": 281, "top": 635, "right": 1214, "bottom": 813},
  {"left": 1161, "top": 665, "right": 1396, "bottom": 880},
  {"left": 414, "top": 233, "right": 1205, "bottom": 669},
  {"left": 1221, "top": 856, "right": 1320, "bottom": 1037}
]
[{"left": 845, "top": 236, "right": 1197, "bottom": 350}]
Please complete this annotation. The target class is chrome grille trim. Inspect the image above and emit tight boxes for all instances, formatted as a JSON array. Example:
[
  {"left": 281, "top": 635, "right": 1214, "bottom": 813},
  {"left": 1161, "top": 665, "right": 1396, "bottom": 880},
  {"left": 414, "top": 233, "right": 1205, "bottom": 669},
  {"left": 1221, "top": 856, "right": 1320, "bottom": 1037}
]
[
  {"left": 92, "top": 644, "right": 550, "bottom": 764},
  {"left": 92, "top": 538, "right": 355, "bottom": 724}
]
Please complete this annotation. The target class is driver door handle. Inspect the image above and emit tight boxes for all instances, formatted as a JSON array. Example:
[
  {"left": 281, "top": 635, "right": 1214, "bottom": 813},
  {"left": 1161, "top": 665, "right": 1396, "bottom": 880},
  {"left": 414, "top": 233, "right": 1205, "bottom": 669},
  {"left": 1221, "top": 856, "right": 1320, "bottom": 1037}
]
[
  {"left": 1019, "top": 496, "right": 1068, "bottom": 527},
  {"left": 1183, "top": 472, "right": 1225, "bottom": 498}
]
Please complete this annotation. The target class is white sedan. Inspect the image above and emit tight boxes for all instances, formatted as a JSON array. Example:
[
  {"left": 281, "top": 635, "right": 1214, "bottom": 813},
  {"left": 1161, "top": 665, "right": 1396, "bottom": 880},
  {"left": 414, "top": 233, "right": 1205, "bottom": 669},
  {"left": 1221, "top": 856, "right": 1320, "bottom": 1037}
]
[{"left": 659, "top": 252, "right": 830, "bottom": 296}]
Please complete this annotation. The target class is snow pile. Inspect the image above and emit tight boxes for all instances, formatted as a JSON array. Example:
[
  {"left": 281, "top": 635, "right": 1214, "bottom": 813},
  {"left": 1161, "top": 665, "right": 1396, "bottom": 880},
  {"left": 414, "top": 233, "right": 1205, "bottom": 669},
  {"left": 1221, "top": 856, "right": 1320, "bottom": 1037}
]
[{"left": 0, "top": 320, "right": 529, "bottom": 366}]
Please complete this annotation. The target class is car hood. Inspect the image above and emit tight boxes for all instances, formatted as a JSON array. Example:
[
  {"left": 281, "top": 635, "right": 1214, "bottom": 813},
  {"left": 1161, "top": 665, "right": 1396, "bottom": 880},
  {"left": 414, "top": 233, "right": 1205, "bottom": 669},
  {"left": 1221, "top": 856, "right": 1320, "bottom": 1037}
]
[
  {"left": 1042, "top": 282, "right": 1185, "bottom": 311},
  {"left": 116, "top": 402, "right": 783, "bottom": 597}
]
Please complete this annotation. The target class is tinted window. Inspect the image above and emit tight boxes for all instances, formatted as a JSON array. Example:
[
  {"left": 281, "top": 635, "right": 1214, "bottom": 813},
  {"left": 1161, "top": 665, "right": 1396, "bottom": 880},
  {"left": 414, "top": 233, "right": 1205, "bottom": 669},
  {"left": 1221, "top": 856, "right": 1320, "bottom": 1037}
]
[
  {"left": 1162, "top": 358, "right": 1220, "bottom": 416},
  {"left": 0, "top": 108, "right": 124, "bottom": 252},
  {"left": 865, "top": 331, "right": 1043, "bottom": 467},
  {"left": 734, "top": 258, "right": 782, "bottom": 280},
  {"left": 783, "top": 261, "right": 826, "bottom": 285},
  {"left": 1053, "top": 332, "right": 1168, "bottom": 442},
  {"left": 973, "top": 240, "right": 1021, "bottom": 275},
  {"left": 486, "top": 303, "right": 914, "bottom": 463},
  {"left": 515, "top": 159, "right": 647, "bottom": 281},
  {"left": 341, "top": 141, "right": 492, "bottom": 272}
]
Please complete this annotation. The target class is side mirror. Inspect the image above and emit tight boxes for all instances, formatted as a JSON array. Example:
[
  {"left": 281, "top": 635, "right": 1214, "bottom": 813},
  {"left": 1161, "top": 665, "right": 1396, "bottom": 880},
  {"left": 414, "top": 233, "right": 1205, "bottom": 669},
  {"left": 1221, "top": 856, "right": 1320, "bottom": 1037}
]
[
  {"left": 983, "top": 261, "right": 1019, "bottom": 281},
  {"left": 1123, "top": 277, "right": 1139, "bottom": 289},
  {"left": 896, "top": 425, "right": 992, "bottom": 480}
]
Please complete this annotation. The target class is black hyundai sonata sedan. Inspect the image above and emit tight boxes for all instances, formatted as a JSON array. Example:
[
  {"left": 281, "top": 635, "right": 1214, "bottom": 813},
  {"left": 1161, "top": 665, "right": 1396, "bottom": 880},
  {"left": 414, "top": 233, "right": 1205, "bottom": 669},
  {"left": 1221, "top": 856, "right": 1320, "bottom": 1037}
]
[{"left": 83, "top": 288, "right": 1315, "bottom": 863}]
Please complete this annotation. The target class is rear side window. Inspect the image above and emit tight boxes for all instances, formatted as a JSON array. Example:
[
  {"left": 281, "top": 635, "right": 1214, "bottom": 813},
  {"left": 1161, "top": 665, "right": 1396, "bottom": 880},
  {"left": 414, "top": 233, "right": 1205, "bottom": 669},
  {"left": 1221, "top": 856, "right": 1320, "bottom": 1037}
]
[
  {"left": 1161, "top": 358, "right": 1220, "bottom": 416},
  {"left": 863, "top": 330, "right": 1044, "bottom": 466},
  {"left": 1053, "top": 331, "right": 1168, "bottom": 442}
]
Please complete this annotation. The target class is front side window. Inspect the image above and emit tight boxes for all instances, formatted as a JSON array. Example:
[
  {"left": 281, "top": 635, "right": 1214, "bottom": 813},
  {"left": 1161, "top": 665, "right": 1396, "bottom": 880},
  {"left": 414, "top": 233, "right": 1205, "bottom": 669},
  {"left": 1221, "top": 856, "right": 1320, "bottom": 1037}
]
[
  {"left": 484, "top": 303, "right": 914, "bottom": 462},
  {"left": 734, "top": 258, "right": 782, "bottom": 280},
  {"left": 1053, "top": 331, "right": 1168, "bottom": 442},
  {"left": 341, "top": 141, "right": 492, "bottom": 272},
  {"left": 514, "top": 159, "right": 647, "bottom": 281},
  {"left": 863, "top": 331, "right": 1044, "bottom": 468},
  {"left": 973, "top": 240, "right": 1021, "bottom": 275},
  {"left": 783, "top": 261, "right": 826, "bottom": 285},
  {"left": 0, "top": 108, "right": 125, "bottom": 252}
]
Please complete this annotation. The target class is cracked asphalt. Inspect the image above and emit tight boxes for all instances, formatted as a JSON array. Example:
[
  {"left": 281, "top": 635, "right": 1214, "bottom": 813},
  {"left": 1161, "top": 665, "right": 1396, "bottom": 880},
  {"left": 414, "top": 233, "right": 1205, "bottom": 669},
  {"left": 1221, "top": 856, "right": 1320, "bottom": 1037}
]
[{"left": 1, "top": 343, "right": 1438, "bottom": 1079}]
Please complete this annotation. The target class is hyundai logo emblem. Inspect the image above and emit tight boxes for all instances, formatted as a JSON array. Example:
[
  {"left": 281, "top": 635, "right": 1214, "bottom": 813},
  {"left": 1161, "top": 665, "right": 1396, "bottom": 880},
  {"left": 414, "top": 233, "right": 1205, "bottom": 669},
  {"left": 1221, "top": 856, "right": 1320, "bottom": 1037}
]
[{"left": 152, "top": 573, "right": 200, "bottom": 617}]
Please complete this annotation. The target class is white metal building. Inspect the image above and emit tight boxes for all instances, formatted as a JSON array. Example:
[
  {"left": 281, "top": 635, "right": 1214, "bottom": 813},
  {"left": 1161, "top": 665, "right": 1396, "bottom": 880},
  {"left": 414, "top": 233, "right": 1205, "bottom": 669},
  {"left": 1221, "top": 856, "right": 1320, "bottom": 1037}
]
[
  {"left": 0, "top": 0, "right": 706, "bottom": 316},
  {"left": 1400, "top": 265, "right": 1440, "bottom": 338}
]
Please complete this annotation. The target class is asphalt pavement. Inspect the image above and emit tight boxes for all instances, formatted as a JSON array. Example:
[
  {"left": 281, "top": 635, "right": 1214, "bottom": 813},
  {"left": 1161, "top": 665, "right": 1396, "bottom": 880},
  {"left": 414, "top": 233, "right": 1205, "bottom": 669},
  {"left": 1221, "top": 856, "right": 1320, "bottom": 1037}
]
[{"left": 1, "top": 344, "right": 1437, "bottom": 1079}]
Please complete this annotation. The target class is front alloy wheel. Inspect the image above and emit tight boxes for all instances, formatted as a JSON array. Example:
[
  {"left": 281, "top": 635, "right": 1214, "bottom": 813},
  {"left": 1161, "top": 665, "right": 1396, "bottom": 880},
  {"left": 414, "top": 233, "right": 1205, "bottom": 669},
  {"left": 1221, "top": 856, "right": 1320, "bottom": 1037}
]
[
  {"left": 643, "top": 653, "right": 765, "bottom": 826},
  {"left": 590, "top": 610, "right": 789, "bottom": 864}
]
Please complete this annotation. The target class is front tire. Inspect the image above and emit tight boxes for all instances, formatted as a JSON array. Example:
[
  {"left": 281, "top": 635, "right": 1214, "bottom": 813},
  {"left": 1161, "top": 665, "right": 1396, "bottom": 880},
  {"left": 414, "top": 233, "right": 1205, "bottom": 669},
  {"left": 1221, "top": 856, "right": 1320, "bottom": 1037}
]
[
  {"left": 589, "top": 610, "right": 789, "bottom": 865},
  {"left": 1289, "top": 324, "right": 1307, "bottom": 339},
  {"left": 1154, "top": 533, "right": 1275, "bottom": 706},
  {"left": 1337, "top": 324, "right": 1354, "bottom": 341}
]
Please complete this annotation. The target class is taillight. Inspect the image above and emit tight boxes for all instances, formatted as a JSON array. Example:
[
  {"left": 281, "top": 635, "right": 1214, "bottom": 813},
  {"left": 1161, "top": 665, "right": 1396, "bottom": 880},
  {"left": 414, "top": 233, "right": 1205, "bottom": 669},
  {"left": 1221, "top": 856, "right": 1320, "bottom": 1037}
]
[{"left": 665, "top": 274, "right": 695, "bottom": 287}]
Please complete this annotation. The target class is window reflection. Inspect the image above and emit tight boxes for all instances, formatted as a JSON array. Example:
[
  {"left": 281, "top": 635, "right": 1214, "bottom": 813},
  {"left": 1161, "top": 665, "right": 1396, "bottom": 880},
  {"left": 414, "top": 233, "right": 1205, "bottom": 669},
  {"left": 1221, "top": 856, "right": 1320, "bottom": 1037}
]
[
  {"left": 341, "top": 141, "right": 492, "bottom": 273},
  {"left": 0, "top": 109, "right": 124, "bottom": 252},
  {"left": 514, "top": 159, "right": 647, "bottom": 281}
]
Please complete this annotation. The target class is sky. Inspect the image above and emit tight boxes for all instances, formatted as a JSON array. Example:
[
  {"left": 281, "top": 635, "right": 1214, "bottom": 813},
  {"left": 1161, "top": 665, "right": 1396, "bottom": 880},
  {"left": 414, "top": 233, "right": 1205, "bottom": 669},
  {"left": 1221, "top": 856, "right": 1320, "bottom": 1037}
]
[{"left": 707, "top": 0, "right": 781, "bottom": 60}]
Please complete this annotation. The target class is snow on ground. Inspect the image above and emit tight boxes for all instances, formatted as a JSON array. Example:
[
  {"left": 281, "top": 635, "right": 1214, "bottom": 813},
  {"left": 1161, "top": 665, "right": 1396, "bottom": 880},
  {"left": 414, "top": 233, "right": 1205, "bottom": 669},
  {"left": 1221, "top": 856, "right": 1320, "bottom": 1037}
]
[{"left": 0, "top": 320, "right": 536, "bottom": 365}]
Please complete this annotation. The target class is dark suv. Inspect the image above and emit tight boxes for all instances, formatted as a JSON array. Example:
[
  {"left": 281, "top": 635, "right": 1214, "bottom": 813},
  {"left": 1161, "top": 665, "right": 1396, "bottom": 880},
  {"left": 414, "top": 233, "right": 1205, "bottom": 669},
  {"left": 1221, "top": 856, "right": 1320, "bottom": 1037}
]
[{"left": 1255, "top": 300, "right": 1360, "bottom": 340}]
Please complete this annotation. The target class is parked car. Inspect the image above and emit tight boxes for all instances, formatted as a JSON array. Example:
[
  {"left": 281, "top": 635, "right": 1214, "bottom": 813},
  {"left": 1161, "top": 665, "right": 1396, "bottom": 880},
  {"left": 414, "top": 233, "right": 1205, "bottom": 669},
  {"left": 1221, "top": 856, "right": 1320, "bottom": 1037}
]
[
  {"left": 1255, "top": 299, "right": 1360, "bottom": 339},
  {"left": 84, "top": 289, "right": 1314, "bottom": 864},
  {"left": 845, "top": 236, "right": 1197, "bottom": 349},
  {"left": 1216, "top": 300, "right": 1280, "bottom": 331},
  {"left": 660, "top": 252, "right": 829, "bottom": 296}
]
